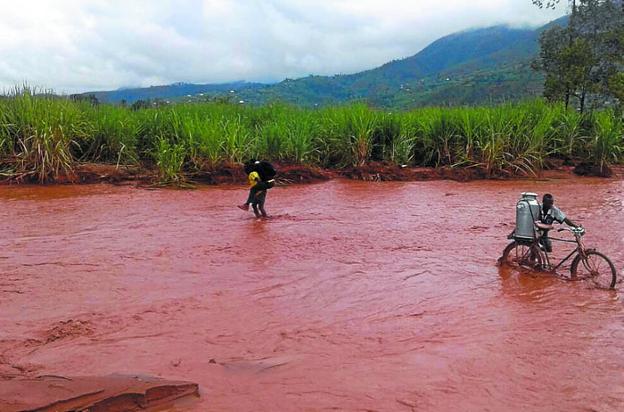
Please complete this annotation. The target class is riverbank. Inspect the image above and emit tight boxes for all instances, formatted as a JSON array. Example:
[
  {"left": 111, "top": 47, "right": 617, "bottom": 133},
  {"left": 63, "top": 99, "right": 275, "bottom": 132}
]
[
  {"left": 1, "top": 160, "right": 619, "bottom": 187},
  {"left": 2, "top": 91, "right": 623, "bottom": 185}
]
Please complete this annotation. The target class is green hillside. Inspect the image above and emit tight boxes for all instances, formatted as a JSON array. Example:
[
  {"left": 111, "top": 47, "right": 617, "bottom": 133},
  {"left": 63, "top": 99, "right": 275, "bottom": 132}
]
[
  {"left": 86, "top": 81, "right": 263, "bottom": 104},
  {"left": 84, "top": 17, "right": 567, "bottom": 108}
]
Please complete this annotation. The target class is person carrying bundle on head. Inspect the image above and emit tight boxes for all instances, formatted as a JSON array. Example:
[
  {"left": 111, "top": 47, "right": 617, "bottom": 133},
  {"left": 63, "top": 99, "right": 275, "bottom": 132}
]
[{"left": 237, "top": 159, "right": 276, "bottom": 219}]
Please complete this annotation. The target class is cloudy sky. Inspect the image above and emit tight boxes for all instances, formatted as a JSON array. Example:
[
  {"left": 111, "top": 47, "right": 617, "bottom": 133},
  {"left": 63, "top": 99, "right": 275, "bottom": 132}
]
[{"left": 0, "top": 0, "right": 566, "bottom": 93}]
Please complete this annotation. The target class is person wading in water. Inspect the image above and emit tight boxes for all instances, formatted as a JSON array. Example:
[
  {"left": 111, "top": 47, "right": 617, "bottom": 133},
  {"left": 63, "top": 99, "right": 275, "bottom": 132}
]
[
  {"left": 535, "top": 193, "right": 579, "bottom": 252},
  {"left": 238, "top": 160, "right": 276, "bottom": 219}
]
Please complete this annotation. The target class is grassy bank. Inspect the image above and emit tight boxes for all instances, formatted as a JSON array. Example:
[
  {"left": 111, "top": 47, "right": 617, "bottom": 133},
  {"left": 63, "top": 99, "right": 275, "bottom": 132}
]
[{"left": 0, "top": 88, "right": 622, "bottom": 183}]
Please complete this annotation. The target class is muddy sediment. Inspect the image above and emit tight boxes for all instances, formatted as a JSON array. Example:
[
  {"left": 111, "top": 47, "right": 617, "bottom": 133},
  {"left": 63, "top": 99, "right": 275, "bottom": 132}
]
[
  {"left": 0, "top": 178, "right": 622, "bottom": 410},
  {"left": 0, "top": 375, "right": 199, "bottom": 411},
  {"left": 338, "top": 162, "right": 490, "bottom": 181},
  {"left": 573, "top": 162, "right": 614, "bottom": 178},
  {"left": 189, "top": 163, "right": 333, "bottom": 185},
  {"left": 2, "top": 161, "right": 620, "bottom": 186}
]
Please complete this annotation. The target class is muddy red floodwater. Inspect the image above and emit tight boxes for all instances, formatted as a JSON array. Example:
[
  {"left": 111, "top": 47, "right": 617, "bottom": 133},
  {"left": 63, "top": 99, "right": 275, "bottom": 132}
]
[{"left": 1, "top": 178, "right": 623, "bottom": 411}]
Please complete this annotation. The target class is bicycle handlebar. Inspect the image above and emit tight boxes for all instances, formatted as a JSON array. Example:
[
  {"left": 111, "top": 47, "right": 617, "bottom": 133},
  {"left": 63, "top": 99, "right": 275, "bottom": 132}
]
[{"left": 557, "top": 226, "right": 585, "bottom": 236}]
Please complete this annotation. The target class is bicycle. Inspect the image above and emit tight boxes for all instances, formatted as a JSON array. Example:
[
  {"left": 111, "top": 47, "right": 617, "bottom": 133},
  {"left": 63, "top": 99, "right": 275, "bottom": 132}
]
[{"left": 500, "top": 226, "right": 618, "bottom": 289}]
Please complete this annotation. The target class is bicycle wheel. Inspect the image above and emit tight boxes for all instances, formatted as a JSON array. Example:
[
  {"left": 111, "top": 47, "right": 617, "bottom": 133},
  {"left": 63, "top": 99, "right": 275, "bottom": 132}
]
[
  {"left": 500, "top": 241, "right": 543, "bottom": 269},
  {"left": 571, "top": 251, "right": 617, "bottom": 289}
]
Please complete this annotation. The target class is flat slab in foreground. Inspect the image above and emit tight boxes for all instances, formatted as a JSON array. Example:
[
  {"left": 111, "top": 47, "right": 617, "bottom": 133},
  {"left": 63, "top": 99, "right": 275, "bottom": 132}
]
[{"left": 0, "top": 374, "right": 199, "bottom": 412}]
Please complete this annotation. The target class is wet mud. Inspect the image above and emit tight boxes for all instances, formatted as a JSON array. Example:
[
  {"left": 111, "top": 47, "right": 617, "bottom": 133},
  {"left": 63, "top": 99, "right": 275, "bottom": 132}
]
[
  {"left": 339, "top": 162, "right": 491, "bottom": 181},
  {"left": 0, "top": 375, "right": 199, "bottom": 411},
  {"left": 190, "top": 163, "right": 332, "bottom": 185},
  {"left": 5, "top": 161, "right": 615, "bottom": 187},
  {"left": 1, "top": 177, "right": 623, "bottom": 411}
]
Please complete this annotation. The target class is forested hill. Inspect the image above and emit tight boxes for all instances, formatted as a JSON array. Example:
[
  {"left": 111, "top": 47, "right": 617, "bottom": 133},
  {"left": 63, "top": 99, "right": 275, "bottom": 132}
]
[
  {"left": 85, "top": 16, "right": 567, "bottom": 108},
  {"left": 86, "top": 81, "right": 263, "bottom": 105}
]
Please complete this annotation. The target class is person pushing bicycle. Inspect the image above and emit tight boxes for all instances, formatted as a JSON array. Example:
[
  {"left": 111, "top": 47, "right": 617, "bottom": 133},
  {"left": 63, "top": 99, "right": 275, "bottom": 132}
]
[
  {"left": 534, "top": 193, "right": 579, "bottom": 252},
  {"left": 501, "top": 193, "right": 616, "bottom": 289}
]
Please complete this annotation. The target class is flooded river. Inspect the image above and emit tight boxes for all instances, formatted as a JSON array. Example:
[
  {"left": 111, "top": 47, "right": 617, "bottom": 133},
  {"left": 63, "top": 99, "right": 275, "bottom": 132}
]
[{"left": 1, "top": 178, "right": 623, "bottom": 411}]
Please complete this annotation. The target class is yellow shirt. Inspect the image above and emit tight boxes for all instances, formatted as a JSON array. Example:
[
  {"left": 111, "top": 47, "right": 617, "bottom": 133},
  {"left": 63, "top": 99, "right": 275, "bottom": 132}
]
[{"left": 248, "top": 171, "right": 260, "bottom": 187}]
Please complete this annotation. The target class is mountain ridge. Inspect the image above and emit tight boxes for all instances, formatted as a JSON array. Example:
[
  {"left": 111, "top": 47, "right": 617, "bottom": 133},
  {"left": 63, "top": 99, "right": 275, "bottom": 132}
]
[{"left": 83, "top": 16, "right": 567, "bottom": 108}]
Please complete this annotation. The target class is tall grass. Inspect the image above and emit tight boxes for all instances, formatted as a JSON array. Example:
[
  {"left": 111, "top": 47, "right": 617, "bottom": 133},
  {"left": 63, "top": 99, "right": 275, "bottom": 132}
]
[
  {"left": 589, "top": 111, "right": 623, "bottom": 173},
  {"left": 0, "top": 88, "right": 89, "bottom": 181},
  {"left": 0, "top": 88, "right": 622, "bottom": 183},
  {"left": 153, "top": 137, "right": 186, "bottom": 184}
]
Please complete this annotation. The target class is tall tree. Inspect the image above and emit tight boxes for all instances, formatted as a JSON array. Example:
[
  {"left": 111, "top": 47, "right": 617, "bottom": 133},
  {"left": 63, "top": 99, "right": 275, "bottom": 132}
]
[
  {"left": 575, "top": 1, "right": 624, "bottom": 108},
  {"left": 533, "top": 26, "right": 596, "bottom": 110},
  {"left": 533, "top": 0, "right": 624, "bottom": 111},
  {"left": 607, "top": 26, "right": 624, "bottom": 111}
]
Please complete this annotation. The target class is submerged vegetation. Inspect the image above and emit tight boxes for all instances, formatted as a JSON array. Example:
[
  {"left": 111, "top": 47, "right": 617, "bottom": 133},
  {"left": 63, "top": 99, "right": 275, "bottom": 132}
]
[{"left": 0, "top": 88, "right": 622, "bottom": 183}]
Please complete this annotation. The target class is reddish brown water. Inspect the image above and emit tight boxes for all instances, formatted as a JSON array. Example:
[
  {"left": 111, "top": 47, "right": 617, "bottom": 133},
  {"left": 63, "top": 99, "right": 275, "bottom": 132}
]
[{"left": 1, "top": 179, "right": 623, "bottom": 411}]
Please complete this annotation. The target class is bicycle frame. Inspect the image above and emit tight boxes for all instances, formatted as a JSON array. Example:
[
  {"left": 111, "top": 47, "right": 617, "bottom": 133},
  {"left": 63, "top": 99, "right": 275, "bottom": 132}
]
[
  {"left": 534, "top": 232, "right": 587, "bottom": 272},
  {"left": 512, "top": 200, "right": 589, "bottom": 272}
]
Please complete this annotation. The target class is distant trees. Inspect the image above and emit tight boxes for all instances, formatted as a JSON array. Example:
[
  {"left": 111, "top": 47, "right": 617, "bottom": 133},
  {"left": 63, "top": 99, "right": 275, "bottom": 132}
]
[
  {"left": 70, "top": 93, "right": 99, "bottom": 106},
  {"left": 532, "top": 0, "right": 624, "bottom": 112},
  {"left": 130, "top": 98, "right": 169, "bottom": 110}
]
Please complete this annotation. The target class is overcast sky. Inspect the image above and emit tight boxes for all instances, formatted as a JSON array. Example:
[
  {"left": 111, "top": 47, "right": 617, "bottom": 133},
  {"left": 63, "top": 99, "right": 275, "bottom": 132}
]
[{"left": 0, "top": 0, "right": 566, "bottom": 93}]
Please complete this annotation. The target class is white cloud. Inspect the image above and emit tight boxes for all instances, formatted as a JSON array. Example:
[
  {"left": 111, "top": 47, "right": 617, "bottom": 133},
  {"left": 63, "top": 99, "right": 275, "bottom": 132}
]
[{"left": 0, "top": 0, "right": 566, "bottom": 93}]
